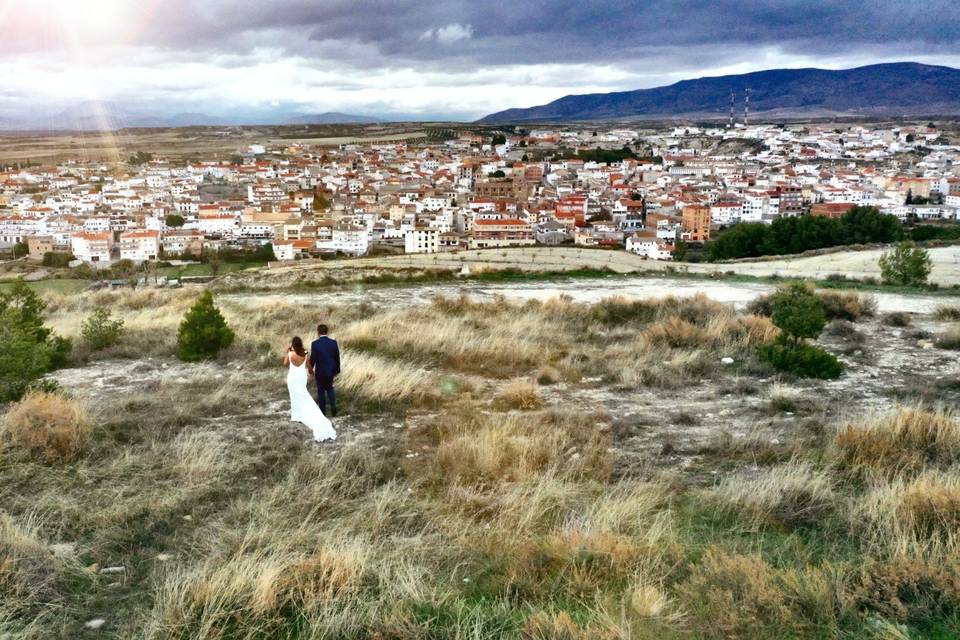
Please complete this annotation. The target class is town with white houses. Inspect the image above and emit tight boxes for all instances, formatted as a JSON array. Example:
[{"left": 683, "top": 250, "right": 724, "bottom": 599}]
[{"left": 1, "top": 122, "right": 959, "bottom": 268}]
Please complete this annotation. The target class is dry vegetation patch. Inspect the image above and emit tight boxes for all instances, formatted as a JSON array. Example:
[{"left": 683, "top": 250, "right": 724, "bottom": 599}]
[
  {"left": 818, "top": 290, "right": 877, "bottom": 321},
  {"left": 678, "top": 547, "right": 838, "bottom": 639},
  {"left": 424, "top": 408, "right": 611, "bottom": 488},
  {"left": 338, "top": 351, "right": 439, "bottom": 407},
  {"left": 1, "top": 391, "right": 90, "bottom": 463},
  {"left": 858, "top": 471, "right": 960, "bottom": 557}
]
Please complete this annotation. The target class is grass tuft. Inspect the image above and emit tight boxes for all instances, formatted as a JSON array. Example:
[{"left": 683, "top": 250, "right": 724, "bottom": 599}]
[{"left": 494, "top": 380, "right": 544, "bottom": 411}]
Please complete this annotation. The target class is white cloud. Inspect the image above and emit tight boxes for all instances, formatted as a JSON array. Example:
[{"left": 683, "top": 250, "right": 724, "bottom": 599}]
[{"left": 420, "top": 23, "right": 473, "bottom": 45}]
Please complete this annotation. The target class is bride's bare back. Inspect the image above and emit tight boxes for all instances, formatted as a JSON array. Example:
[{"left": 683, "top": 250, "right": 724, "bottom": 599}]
[{"left": 283, "top": 348, "right": 312, "bottom": 371}]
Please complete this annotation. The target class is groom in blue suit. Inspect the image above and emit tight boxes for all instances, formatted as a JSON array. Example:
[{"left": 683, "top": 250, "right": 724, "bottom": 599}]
[{"left": 310, "top": 324, "right": 341, "bottom": 417}]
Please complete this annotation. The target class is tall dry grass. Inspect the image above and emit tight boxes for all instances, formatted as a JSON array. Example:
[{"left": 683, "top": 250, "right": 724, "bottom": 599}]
[
  {"left": 494, "top": 380, "right": 544, "bottom": 410},
  {"left": 423, "top": 408, "right": 611, "bottom": 488},
  {"left": 338, "top": 350, "right": 439, "bottom": 406},
  {"left": 340, "top": 297, "right": 569, "bottom": 376},
  {"left": 145, "top": 539, "right": 373, "bottom": 640},
  {"left": 715, "top": 461, "right": 839, "bottom": 530},
  {"left": 0, "top": 513, "right": 84, "bottom": 629},
  {"left": 818, "top": 290, "right": 877, "bottom": 321},
  {"left": 831, "top": 407, "right": 960, "bottom": 479},
  {"left": 857, "top": 470, "right": 960, "bottom": 558}
]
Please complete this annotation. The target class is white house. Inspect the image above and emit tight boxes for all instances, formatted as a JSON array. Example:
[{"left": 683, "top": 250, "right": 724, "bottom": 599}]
[
  {"left": 273, "top": 239, "right": 313, "bottom": 261},
  {"left": 118, "top": 230, "right": 160, "bottom": 262},
  {"left": 317, "top": 221, "right": 369, "bottom": 255},
  {"left": 626, "top": 233, "right": 674, "bottom": 261},
  {"left": 198, "top": 214, "right": 238, "bottom": 236},
  {"left": 710, "top": 202, "right": 743, "bottom": 226},
  {"left": 404, "top": 227, "right": 439, "bottom": 254},
  {"left": 71, "top": 232, "right": 114, "bottom": 264}
]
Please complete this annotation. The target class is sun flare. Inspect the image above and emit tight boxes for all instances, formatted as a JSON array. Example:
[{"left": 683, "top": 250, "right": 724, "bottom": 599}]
[{"left": 28, "top": 0, "right": 131, "bottom": 37}]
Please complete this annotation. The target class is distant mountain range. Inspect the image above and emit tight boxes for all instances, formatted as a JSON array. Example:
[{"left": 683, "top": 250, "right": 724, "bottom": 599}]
[
  {"left": 0, "top": 103, "right": 389, "bottom": 131},
  {"left": 478, "top": 62, "right": 960, "bottom": 123}
]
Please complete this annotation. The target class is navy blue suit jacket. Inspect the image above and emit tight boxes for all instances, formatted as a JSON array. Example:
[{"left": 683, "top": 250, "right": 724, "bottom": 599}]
[{"left": 311, "top": 336, "right": 341, "bottom": 379}]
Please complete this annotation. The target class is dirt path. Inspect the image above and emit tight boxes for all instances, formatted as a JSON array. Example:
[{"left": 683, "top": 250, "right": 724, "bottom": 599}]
[
  {"left": 223, "top": 274, "right": 957, "bottom": 314},
  {"left": 264, "top": 245, "right": 960, "bottom": 286}
]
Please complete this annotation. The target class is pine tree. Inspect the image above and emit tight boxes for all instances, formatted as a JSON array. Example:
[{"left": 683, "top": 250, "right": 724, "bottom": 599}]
[{"left": 177, "top": 290, "right": 235, "bottom": 361}]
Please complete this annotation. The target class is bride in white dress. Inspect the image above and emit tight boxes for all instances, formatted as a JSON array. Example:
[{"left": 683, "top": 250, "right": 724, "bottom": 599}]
[{"left": 284, "top": 336, "right": 336, "bottom": 442}]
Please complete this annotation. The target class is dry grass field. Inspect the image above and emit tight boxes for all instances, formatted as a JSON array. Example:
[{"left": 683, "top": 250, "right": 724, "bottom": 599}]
[{"left": 3, "top": 281, "right": 960, "bottom": 638}]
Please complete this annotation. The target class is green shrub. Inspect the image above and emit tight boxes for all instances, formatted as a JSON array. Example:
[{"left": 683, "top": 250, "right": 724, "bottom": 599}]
[
  {"left": 177, "top": 290, "right": 235, "bottom": 361},
  {"left": 750, "top": 282, "right": 842, "bottom": 377},
  {"left": 754, "top": 288, "right": 876, "bottom": 322},
  {"left": 768, "top": 282, "right": 827, "bottom": 341},
  {"left": 757, "top": 340, "right": 843, "bottom": 379},
  {"left": 0, "top": 281, "right": 71, "bottom": 401},
  {"left": 0, "top": 313, "right": 55, "bottom": 402},
  {"left": 41, "top": 252, "right": 74, "bottom": 268},
  {"left": 80, "top": 307, "right": 125, "bottom": 351},
  {"left": 879, "top": 241, "right": 932, "bottom": 287}
]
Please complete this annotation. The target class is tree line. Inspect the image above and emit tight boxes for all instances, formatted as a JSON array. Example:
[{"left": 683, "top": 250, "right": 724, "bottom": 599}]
[{"left": 705, "top": 206, "right": 903, "bottom": 261}]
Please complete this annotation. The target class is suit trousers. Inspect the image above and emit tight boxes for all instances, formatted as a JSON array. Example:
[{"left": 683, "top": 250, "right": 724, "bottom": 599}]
[{"left": 316, "top": 376, "right": 336, "bottom": 416}]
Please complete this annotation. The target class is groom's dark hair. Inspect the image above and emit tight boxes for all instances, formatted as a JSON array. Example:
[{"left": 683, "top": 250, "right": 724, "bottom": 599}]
[{"left": 317, "top": 324, "right": 329, "bottom": 335}]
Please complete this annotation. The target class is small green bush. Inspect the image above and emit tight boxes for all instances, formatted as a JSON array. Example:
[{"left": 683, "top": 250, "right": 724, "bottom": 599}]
[
  {"left": 757, "top": 340, "right": 843, "bottom": 379},
  {"left": 177, "top": 290, "right": 235, "bottom": 361},
  {"left": 80, "top": 307, "right": 125, "bottom": 351}
]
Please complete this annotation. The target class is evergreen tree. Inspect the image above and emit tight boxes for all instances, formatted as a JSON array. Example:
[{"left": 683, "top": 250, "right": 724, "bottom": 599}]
[
  {"left": 767, "top": 282, "right": 827, "bottom": 343},
  {"left": 177, "top": 290, "right": 235, "bottom": 361},
  {"left": 81, "top": 308, "right": 125, "bottom": 351},
  {"left": 165, "top": 214, "right": 186, "bottom": 228},
  {"left": 756, "top": 282, "right": 841, "bottom": 379},
  {"left": 0, "top": 281, "right": 71, "bottom": 400}
]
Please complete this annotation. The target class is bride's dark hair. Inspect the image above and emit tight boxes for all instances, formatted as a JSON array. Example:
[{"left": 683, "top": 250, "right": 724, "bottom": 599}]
[{"left": 291, "top": 336, "right": 306, "bottom": 357}]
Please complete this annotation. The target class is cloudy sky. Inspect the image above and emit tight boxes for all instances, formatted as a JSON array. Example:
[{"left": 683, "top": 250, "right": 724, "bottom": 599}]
[{"left": 0, "top": 0, "right": 959, "bottom": 122}]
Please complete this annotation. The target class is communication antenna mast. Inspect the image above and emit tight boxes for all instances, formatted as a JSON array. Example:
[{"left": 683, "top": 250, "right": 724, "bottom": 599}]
[
  {"left": 728, "top": 89, "right": 736, "bottom": 127},
  {"left": 744, "top": 88, "right": 752, "bottom": 126}
]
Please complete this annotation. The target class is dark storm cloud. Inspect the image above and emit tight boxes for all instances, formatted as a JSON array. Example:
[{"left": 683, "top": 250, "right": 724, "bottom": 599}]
[
  {"left": 125, "top": 0, "right": 960, "bottom": 69},
  {"left": 4, "top": 1, "right": 956, "bottom": 69}
]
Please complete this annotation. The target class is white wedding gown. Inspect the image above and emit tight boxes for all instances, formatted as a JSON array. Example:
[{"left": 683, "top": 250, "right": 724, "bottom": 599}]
[{"left": 287, "top": 356, "right": 336, "bottom": 442}]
